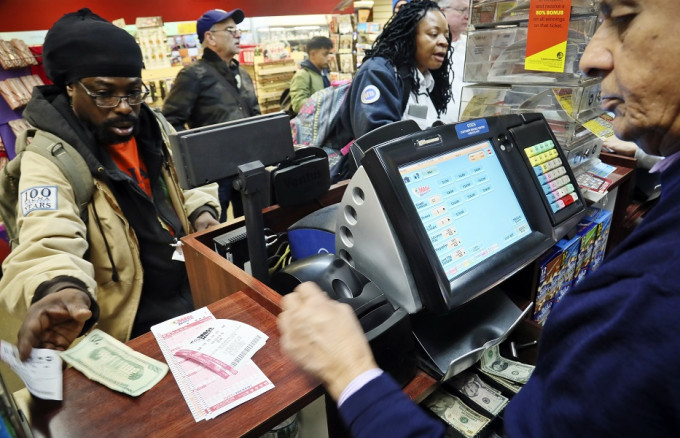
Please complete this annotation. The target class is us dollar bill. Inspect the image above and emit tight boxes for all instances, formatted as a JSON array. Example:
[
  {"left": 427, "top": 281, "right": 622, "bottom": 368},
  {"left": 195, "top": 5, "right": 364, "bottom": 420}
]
[
  {"left": 424, "top": 390, "right": 490, "bottom": 438},
  {"left": 480, "top": 344, "right": 534, "bottom": 384},
  {"left": 449, "top": 371, "right": 509, "bottom": 415},
  {"left": 61, "top": 329, "right": 168, "bottom": 397},
  {"left": 477, "top": 368, "right": 523, "bottom": 394}
]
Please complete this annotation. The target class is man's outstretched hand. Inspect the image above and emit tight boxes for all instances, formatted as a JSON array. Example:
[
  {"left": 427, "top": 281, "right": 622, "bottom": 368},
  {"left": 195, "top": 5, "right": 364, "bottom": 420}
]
[{"left": 17, "top": 288, "right": 92, "bottom": 360}]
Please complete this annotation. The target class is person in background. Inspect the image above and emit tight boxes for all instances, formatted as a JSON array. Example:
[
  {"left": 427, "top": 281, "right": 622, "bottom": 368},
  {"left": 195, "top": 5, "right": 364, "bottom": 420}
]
[
  {"left": 334, "top": 1, "right": 452, "bottom": 148},
  {"left": 278, "top": 0, "right": 680, "bottom": 436},
  {"left": 0, "top": 9, "right": 219, "bottom": 364},
  {"left": 393, "top": 0, "right": 411, "bottom": 14},
  {"left": 162, "top": 8, "right": 260, "bottom": 222},
  {"left": 438, "top": 0, "right": 471, "bottom": 121},
  {"left": 289, "top": 36, "right": 334, "bottom": 114}
]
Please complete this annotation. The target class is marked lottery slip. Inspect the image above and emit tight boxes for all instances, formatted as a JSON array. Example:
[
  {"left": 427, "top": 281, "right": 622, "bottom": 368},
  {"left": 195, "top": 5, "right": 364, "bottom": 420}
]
[
  {"left": 152, "top": 308, "right": 274, "bottom": 421},
  {"left": 175, "top": 319, "right": 268, "bottom": 379},
  {"left": 0, "top": 340, "right": 62, "bottom": 400}
]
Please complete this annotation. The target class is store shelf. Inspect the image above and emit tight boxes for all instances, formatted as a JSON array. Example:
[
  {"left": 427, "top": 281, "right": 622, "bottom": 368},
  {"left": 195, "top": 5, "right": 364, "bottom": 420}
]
[{"left": 245, "top": 58, "right": 297, "bottom": 114}]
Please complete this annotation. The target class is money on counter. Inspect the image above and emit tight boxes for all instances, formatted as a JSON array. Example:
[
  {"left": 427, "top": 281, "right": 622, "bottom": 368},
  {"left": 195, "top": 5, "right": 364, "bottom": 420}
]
[
  {"left": 60, "top": 329, "right": 168, "bottom": 397},
  {"left": 477, "top": 368, "right": 523, "bottom": 394},
  {"left": 424, "top": 389, "right": 491, "bottom": 438},
  {"left": 479, "top": 344, "right": 534, "bottom": 384},
  {"left": 449, "top": 371, "right": 509, "bottom": 416}
]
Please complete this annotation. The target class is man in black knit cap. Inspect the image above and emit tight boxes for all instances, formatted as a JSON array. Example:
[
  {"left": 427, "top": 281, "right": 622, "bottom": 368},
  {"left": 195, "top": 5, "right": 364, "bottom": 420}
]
[{"left": 0, "top": 8, "right": 220, "bottom": 363}]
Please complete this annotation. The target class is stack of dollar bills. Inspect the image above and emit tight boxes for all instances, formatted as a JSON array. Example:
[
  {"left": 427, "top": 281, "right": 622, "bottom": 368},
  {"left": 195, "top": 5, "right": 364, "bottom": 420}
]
[{"left": 424, "top": 344, "right": 535, "bottom": 437}]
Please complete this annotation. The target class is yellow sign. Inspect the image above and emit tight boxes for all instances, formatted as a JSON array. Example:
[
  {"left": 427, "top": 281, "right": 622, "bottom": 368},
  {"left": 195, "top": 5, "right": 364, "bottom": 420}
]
[{"left": 177, "top": 22, "right": 196, "bottom": 35}]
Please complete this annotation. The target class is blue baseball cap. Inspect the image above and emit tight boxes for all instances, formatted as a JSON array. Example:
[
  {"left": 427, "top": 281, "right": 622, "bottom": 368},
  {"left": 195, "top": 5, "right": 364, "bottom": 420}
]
[
  {"left": 393, "top": 0, "right": 411, "bottom": 12},
  {"left": 197, "top": 9, "right": 245, "bottom": 43}
]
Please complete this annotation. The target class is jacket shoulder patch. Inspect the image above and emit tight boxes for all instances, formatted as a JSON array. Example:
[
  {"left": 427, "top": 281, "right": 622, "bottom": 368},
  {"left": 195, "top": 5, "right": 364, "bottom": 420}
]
[
  {"left": 361, "top": 85, "right": 381, "bottom": 104},
  {"left": 21, "top": 185, "right": 58, "bottom": 216}
]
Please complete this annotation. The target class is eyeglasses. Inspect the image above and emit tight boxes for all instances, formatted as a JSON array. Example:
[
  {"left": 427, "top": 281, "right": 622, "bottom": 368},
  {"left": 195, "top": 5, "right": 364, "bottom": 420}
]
[
  {"left": 441, "top": 6, "right": 470, "bottom": 15},
  {"left": 210, "top": 27, "right": 241, "bottom": 36},
  {"left": 78, "top": 81, "right": 149, "bottom": 108}
]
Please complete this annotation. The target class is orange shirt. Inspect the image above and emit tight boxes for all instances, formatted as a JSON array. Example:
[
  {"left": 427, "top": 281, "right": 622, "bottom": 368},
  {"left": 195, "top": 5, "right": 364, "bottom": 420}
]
[
  {"left": 106, "top": 137, "right": 152, "bottom": 197},
  {"left": 107, "top": 138, "right": 178, "bottom": 236}
]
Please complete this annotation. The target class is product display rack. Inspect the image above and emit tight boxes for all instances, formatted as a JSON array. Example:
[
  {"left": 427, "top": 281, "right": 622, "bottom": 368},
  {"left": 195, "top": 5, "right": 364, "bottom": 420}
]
[
  {"left": 242, "top": 58, "right": 297, "bottom": 114},
  {"left": 460, "top": 0, "right": 604, "bottom": 172}
]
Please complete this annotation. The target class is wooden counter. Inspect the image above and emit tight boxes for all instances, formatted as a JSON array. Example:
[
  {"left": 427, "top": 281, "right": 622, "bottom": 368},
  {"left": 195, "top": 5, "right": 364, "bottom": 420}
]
[{"left": 19, "top": 181, "right": 436, "bottom": 438}]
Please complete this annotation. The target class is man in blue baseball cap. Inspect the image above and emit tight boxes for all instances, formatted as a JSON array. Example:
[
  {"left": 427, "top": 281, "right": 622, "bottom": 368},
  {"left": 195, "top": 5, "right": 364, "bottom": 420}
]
[
  {"left": 163, "top": 8, "right": 260, "bottom": 221},
  {"left": 393, "top": 0, "right": 410, "bottom": 13}
]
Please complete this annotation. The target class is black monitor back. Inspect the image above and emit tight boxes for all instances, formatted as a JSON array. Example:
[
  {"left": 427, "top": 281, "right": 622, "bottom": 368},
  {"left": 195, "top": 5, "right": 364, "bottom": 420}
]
[{"left": 169, "top": 112, "right": 295, "bottom": 189}]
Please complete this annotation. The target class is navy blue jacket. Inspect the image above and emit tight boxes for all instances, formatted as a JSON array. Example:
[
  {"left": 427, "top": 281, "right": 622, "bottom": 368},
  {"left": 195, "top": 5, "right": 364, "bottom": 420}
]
[
  {"left": 334, "top": 57, "right": 408, "bottom": 147},
  {"left": 339, "top": 156, "right": 680, "bottom": 437},
  {"left": 505, "top": 154, "right": 680, "bottom": 436},
  {"left": 339, "top": 373, "right": 445, "bottom": 437}
]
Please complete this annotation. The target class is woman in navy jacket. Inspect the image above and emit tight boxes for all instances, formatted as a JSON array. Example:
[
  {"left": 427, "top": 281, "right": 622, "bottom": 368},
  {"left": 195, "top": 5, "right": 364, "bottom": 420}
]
[{"left": 334, "top": 1, "right": 454, "bottom": 148}]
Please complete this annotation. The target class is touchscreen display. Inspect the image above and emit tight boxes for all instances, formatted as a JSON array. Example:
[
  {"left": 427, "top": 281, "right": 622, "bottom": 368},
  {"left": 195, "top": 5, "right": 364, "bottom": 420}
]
[{"left": 399, "top": 140, "right": 531, "bottom": 282}]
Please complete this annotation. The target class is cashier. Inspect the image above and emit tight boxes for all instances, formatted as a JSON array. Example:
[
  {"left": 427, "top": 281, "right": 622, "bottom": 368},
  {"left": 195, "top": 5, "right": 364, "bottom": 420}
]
[
  {"left": 333, "top": 1, "right": 454, "bottom": 149},
  {"left": 279, "top": 1, "right": 680, "bottom": 436}
]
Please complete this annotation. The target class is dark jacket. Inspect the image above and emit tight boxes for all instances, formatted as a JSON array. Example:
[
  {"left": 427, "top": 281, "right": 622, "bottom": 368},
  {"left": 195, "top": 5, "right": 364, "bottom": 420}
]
[
  {"left": 162, "top": 48, "right": 260, "bottom": 131},
  {"left": 339, "top": 155, "right": 680, "bottom": 437},
  {"left": 333, "top": 57, "right": 410, "bottom": 148},
  {"left": 505, "top": 154, "right": 680, "bottom": 437},
  {"left": 339, "top": 373, "right": 445, "bottom": 438}
]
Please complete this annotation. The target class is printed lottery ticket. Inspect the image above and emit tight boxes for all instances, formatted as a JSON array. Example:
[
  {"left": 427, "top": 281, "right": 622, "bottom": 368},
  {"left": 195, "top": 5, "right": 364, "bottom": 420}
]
[
  {"left": 175, "top": 319, "right": 268, "bottom": 378},
  {"left": 152, "top": 308, "right": 274, "bottom": 421},
  {"left": 0, "top": 340, "right": 62, "bottom": 400}
]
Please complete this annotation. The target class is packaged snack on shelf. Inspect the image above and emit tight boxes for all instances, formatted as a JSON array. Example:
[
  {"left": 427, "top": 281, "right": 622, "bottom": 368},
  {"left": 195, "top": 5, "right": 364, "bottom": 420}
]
[
  {"left": 10, "top": 39, "right": 38, "bottom": 66},
  {"left": 0, "top": 80, "right": 23, "bottom": 110},
  {"left": 7, "top": 78, "right": 31, "bottom": 106},
  {"left": 19, "top": 74, "right": 44, "bottom": 92},
  {"left": 0, "top": 40, "right": 22, "bottom": 69},
  {"left": 8, "top": 118, "right": 32, "bottom": 137}
]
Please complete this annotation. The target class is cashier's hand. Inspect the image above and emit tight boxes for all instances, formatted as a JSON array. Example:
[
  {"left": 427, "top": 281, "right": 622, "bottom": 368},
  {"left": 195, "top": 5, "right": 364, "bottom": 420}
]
[
  {"left": 603, "top": 137, "right": 638, "bottom": 157},
  {"left": 193, "top": 211, "right": 220, "bottom": 231},
  {"left": 278, "top": 282, "right": 378, "bottom": 401},
  {"left": 17, "top": 288, "right": 92, "bottom": 361}
]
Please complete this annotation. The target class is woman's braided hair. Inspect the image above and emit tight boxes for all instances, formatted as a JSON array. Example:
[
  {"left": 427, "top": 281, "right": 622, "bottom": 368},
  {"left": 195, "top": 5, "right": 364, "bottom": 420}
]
[{"left": 364, "top": 0, "right": 452, "bottom": 115}]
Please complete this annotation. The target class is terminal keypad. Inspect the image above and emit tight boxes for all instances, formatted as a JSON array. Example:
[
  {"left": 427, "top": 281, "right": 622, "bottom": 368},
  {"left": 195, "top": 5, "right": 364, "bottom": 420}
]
[{"left": 523, "top": 140, "right": 579, "bottom": 213}]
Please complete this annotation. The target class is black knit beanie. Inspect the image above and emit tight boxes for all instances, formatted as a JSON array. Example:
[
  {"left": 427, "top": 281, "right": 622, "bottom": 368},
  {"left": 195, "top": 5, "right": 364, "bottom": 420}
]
[{"left": 43, "top": 8, "right": 144, "bottom": 87}]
